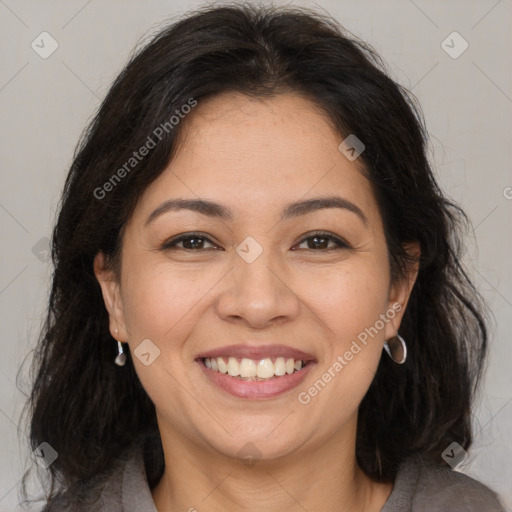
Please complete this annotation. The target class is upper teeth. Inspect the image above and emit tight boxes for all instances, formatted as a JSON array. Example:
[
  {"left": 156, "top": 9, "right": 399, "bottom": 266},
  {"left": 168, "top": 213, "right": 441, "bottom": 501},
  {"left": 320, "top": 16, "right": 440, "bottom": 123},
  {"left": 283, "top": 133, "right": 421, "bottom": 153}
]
[{"left": 204, "top": 357, "right": 305, "bottom": 379}]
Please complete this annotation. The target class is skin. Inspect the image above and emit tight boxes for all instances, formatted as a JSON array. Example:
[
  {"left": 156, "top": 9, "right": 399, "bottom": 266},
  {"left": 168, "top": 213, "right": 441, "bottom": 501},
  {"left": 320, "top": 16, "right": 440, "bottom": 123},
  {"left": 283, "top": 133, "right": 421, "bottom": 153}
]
[{"left": 95, "top": 91, "right": 419, "bottom": 512}]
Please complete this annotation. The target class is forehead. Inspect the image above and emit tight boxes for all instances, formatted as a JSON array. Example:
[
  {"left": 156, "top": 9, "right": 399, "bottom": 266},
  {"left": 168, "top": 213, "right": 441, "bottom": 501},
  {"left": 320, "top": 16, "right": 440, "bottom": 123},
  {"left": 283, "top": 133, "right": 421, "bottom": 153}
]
[
  {"left": 132, "top": 92, "right": 380, "bottom": 226},
  {"left": 176, "top": 91, "right": 340, "bottom": 167}
]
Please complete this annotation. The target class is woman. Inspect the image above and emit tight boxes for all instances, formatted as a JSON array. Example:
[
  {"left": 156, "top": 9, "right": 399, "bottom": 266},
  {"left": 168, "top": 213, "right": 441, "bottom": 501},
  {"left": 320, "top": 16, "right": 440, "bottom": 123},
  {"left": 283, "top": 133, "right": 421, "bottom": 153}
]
[{"left": 21, "top": 3, "right": 506, "bottom": 511}]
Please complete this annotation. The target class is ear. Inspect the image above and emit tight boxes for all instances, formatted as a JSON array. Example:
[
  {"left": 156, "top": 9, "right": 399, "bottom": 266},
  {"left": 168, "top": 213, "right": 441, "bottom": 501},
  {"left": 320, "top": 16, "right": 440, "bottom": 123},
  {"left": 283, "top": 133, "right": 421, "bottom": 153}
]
[
  {"left": 384, "top": 242, "right": 420, "bottom": 340},
  {"left": 93, "top": 252, "right": 129, "bottom": 341}
]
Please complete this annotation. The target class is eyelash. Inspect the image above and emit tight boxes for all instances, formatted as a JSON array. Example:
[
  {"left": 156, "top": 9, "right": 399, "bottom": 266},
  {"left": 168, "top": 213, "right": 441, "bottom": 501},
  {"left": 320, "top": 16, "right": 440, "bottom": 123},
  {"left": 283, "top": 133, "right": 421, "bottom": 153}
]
[{"left": 161, "top": 231, "right": 350, "bottom": 251}]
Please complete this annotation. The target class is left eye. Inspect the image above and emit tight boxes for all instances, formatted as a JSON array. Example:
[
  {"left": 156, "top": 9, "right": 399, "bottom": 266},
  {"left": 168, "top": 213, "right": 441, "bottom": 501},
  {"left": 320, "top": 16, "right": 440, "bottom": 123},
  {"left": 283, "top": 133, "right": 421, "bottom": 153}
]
[{"left": 294, "top": 233, "right": 349, "bottom": 251}]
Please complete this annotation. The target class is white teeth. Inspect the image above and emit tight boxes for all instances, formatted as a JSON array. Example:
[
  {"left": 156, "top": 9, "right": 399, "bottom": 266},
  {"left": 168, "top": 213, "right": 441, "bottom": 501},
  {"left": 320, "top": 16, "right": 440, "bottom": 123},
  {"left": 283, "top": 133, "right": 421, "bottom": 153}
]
[
  {"left": 240, "top": 358, "right": 257, "bottom": 377},
  {"left": 217, "top": 358, "right": 228, "bottom": 374},
  {"left": 203, "top": 356, "right": 306, "bottom": 380},
  {"left": 274, "top": 357, "right": 286, "bottom": 376},
  {"left": 257, "top": 358, "right": 275, "bottom": 378},
  {"left": 227, "top": 357, "right": 240, "bottom": 377}
]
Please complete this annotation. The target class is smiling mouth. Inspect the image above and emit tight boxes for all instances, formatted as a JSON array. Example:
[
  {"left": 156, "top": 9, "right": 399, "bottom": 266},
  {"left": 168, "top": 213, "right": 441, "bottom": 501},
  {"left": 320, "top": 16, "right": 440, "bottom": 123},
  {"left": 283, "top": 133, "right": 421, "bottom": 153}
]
[{"left": 200, "top": 356, "right": 309, "bottom": 381}]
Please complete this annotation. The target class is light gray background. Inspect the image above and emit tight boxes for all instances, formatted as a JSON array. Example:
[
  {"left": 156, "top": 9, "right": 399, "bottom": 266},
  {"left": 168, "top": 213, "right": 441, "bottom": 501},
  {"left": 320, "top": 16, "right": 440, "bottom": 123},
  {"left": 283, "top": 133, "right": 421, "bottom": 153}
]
[{"left": 1, "top": 0, "right": 511, "bottom": 510}]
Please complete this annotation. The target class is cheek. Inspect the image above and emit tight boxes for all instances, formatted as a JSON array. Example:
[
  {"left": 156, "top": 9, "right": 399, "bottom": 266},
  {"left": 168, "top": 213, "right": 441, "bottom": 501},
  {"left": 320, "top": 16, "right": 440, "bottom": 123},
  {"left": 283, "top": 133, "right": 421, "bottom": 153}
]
[
  {"left": 296, "top": 262, "right": 389, "bottom": 431},
  {"left": 120, "top": 260, "right": 213, "bottom": 343},
  {"left": 306, "top": 256, "right": 390, "bottom": 344}
]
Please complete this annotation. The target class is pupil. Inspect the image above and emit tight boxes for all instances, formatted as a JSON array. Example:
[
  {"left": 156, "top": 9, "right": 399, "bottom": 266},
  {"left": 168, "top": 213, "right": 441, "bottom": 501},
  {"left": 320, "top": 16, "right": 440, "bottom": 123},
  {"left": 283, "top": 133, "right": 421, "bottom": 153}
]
[
  {"left": 185, "top": 237, "right": 202, "bottom": 249},
  {"left": 310, "top": 236, "right": 327, "bottom": 249}
]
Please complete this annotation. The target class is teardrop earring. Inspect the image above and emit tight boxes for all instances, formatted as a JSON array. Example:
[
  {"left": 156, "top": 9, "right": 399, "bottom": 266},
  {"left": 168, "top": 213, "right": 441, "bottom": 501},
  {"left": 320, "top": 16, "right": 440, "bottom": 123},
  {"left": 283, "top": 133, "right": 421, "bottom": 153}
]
[{"left": 114, "top": 328, "right": 126, "bottom": 366}]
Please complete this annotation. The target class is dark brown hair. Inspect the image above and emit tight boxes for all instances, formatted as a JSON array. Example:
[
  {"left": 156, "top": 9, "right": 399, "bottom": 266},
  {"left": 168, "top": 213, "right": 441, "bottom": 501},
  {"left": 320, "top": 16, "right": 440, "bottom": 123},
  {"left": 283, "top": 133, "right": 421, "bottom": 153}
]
[{"left": 19, "top": 2, "right": 489, "bottom": 508}]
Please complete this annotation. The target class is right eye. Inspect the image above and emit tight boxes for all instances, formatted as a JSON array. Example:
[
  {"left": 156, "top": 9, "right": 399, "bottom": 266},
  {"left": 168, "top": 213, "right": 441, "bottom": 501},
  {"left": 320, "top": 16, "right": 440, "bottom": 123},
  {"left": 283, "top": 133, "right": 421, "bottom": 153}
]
[{"left": 161, "top": 233, "right": 219, "bottom": 251}]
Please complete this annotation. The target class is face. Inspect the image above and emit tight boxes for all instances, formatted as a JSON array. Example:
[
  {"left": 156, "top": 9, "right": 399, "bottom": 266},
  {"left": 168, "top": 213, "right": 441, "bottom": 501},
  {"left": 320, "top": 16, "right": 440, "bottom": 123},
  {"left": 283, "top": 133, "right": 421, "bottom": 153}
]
[{"left": 95, "top": 92, "right": 417, "bottom": 463}]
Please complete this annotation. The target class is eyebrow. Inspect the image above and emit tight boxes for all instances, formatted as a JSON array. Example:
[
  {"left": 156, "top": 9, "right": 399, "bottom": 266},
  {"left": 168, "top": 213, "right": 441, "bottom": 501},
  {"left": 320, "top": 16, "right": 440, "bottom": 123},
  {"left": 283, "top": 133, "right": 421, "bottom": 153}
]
[{"left": 145, "top": 196, "right": 368, "bottom": 226}]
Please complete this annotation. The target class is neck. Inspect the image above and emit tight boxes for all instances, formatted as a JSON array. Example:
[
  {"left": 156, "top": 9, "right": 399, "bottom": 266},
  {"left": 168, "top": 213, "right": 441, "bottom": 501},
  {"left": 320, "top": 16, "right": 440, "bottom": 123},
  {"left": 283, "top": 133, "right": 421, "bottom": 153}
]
[{"left": 151, "top": 417, "right": 393, "bottom": 512}]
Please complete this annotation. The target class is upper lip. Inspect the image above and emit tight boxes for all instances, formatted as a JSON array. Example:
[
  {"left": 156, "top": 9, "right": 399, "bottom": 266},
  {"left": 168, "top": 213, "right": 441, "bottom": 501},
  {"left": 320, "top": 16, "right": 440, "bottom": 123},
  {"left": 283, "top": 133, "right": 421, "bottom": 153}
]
[{"left": 196, "top": 344, "right": 316, "bottom": 362}]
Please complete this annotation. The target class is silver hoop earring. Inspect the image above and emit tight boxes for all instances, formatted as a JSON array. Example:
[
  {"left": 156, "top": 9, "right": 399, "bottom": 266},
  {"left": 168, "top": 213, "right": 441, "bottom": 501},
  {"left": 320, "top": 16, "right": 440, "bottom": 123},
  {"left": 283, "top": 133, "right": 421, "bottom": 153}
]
[
  {"left": 114, "top": 329, "right": 126, "bottom": 366},
  {"left": 383, "top": 334, "right": 407, "bottom": 364}
]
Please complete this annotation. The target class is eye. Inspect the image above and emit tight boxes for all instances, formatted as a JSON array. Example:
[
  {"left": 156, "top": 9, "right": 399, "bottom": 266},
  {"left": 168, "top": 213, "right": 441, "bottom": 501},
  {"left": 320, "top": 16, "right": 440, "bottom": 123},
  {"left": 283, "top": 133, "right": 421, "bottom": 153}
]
[
  {"left": 161, "top": 231, "right": 350, "bottom": 252},
  {"left": 161, "top": 232, "right": 219, "bottom": 250},
  {"left": 293, "top": 231, "right": 350, "bottom": 251}
]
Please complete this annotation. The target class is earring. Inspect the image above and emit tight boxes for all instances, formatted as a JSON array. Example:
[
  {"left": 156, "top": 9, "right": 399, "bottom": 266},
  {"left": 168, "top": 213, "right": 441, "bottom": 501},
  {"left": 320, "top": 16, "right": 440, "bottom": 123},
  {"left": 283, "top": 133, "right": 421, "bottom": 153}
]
[
  {"left": 114, "top": 328, "right": 126, "bottom": 366},
  {"left": 383, "top": 334, "right": 407, "bottom": 364}
]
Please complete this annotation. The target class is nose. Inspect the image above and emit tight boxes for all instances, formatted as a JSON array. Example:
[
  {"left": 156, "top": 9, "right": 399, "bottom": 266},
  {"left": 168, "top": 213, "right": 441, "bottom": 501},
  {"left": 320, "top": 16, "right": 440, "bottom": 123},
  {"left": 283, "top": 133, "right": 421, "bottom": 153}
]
[{"left": 215, "top": 244, "right": 301, "bottom": 329}]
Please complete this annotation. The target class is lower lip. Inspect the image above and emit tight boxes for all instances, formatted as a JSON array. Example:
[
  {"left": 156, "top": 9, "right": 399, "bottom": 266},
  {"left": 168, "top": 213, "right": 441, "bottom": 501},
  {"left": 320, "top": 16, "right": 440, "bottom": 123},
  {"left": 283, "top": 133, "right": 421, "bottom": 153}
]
[{"left": 197, "top": 359, "right": 315, "bottom": 399}]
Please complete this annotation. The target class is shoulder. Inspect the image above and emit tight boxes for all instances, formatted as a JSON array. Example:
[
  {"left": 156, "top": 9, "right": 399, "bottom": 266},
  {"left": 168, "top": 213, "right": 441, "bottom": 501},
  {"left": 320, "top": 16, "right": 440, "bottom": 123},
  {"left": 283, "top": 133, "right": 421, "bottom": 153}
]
[
  {"left": 39, "top": 450, "right": 132, "bottom": 512},
  {"left": 384, "top": 452, "right": 507, "bottom": 512}
]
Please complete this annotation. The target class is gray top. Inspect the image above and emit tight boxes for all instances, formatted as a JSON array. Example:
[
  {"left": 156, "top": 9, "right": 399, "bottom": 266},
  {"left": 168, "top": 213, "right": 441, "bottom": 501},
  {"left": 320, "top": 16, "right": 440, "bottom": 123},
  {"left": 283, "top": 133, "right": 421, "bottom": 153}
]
[{"left": 45, "top": 446, "right": 506, "bottom": 511}]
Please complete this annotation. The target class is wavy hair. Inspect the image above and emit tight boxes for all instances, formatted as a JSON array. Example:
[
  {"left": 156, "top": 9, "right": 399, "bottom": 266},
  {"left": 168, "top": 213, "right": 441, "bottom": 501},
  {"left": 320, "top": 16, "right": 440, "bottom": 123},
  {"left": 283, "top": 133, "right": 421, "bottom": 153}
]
[{"left": 19, "top": 2, "right": 489, "bottom": 508}]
